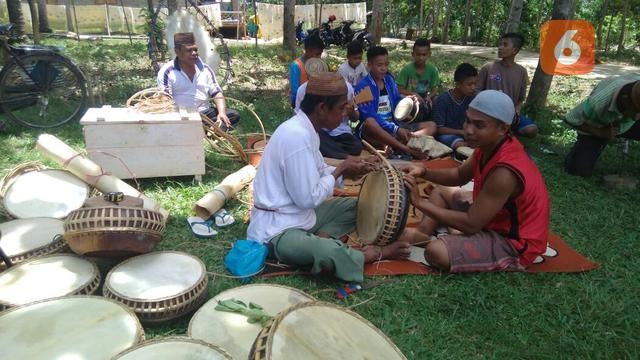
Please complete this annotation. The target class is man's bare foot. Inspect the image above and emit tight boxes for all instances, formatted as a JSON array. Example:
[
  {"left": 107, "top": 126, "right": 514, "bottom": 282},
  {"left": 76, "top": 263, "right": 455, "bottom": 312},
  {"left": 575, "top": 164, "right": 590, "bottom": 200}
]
[
  {"left": 396, "top": 228, "right": 432, "bottom": 245},
  {"left": 362, "top": 241, "right": 411, "bottom": 263},
  {"left": 314, "top": 231, "right": 333, "bottom": 239}
]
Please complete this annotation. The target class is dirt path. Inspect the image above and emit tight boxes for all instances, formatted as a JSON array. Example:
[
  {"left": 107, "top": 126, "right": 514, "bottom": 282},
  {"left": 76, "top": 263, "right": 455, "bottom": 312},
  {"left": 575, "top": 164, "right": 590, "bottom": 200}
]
[{"left": 379, "top": 38, "right": 640, "bottom": 80}]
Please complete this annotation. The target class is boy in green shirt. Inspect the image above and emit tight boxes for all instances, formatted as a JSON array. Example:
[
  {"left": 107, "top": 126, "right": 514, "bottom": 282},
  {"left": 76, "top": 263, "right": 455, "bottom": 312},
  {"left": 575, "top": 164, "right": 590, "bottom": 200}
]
[{"left": 396, "top": 38, "right": 439, "bottom": 135}]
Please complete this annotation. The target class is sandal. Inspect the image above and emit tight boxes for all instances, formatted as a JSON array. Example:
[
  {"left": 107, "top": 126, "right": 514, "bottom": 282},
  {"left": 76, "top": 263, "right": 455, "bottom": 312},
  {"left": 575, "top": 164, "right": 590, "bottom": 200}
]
[
  {"left": 213, "top": 208, "right": 235, "bottom": 228},
  {"left": 187, "top": 216, "right": 218, "bottom": 238}
]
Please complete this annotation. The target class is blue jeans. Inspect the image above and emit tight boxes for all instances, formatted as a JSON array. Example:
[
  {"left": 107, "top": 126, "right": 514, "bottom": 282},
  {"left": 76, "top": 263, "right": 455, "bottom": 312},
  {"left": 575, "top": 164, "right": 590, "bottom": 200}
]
[
  {"left": 436, "top": 134, "right": 464, "bottom": 148},
  {"left": 514, "top": 114, "right": 537, "bottom": 135}
]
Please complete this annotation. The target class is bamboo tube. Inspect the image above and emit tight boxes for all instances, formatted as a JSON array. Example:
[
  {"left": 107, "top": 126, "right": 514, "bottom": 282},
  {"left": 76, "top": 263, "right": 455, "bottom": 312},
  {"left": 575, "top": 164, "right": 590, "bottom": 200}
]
[
  {"left": 194, "top": 164, "right": 256, "bottom": 219},
  {"left": 35, "top": 134, "right": 169, "bottom": 219}
]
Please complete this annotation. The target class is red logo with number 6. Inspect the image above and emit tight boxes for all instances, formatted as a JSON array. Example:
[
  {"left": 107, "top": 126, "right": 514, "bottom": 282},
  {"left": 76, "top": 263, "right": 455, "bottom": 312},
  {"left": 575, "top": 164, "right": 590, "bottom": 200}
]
[{"left": 540, "top": 20, "right": 595, "bottom": 75}]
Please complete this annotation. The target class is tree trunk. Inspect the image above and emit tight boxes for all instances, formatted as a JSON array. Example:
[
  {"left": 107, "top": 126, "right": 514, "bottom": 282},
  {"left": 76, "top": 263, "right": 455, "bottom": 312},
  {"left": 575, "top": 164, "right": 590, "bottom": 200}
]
[
  {"left": 462, "top": 0, "right": 471, "bottom": 45},
  {"left": 167, "top": 0, "right": 178, "bottom": 16},
  {"left": 504, "top": 0, "right": 524, "bottom": 33},
  {"left": 595, "top": 0, "right": 608, "bottom": 50},
  {"left": 36, "top": 0, "right": 51, "bottom": 33},
  {"left": 283, "top": 0, "right": 296, "bottom": 51},
  {"left": 370, "top": 0, "right": 384, "bottom": 44},
  {"left": 419, "top": 0, "right": 423, "bottom": 37},
  {"left": 485, "top": 0, "right": 497, "bottom": 45},
  {"left": 7, "top": 0, "right": 26, "bottom": 36},
  {"left": 616, "top": 3, "right": 628, "bottom": 56},
  {"left": 526, "top": 0, "right": 575, "bottom": 108},
  {"left": 65, "top": 0, "right": 74, "bottom": 32},
  {"left": 442, "top": 0, "right": 452, "bottom": 44},
  {"left": 604, "top": 9, "right": 615, "bottom": 53},
  {"left": 27, "top": 0, "right": 40, "bottom": 42},
  {"left": 433, "top": 0, "right": 441, "bottom": 39}
]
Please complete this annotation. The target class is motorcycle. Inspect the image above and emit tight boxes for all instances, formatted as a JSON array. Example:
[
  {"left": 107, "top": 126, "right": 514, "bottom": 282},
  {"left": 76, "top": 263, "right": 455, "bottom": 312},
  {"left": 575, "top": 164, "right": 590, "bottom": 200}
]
[
  {"left": 352, "top": 25, "right": 373, "bottom": 51},
  {"left": 307, "top": 17, "right": 372, "bottom": 51},
  {"left": 296, "top": 20, "right": 306, "bottom": 45}
]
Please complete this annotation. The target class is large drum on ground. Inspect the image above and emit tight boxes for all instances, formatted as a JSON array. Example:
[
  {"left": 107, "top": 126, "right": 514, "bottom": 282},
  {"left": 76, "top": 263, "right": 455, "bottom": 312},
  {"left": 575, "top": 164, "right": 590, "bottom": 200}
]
[
  {"left": 0, "top": 296, "right": 144, "bottom": 359},
  {"left": 63, "top": 205, "right": 165, "bottom": 257},
  {"left": 249, "top": 301, "right": 407, "bottom": 360},
  {"left": 356, "top": 157, "right": 409, "bottom": 246},
  {"left": 0, "top": 254, "right": 100, "bottom": 310},
  {"left": 113, "top": 337, "right": 233, "bottom": 360},
  {"left": 103, "top": 251, "right": 208, "bottom": 323},
  {"left": 0, "top": 218, "right": 67, "bottom": 269},
  {"left": 189, "top": 284, "right": 315, "bottom": 360},
  {"left": 1, "top": 168, "right": 89, "bottom": 219}
]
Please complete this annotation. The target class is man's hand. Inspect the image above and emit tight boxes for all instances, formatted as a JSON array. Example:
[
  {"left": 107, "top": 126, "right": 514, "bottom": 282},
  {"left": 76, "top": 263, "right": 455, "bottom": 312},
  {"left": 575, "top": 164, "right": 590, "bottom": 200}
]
[
  {"left": 409, "top": 94, "right": 426, "bottom": 106},
  {"left": 403, "top": 173, "right": 426, "bottom": 208},
  {"left": 396, "top": 128, "right": 411, "bottom": 144},
  {"left": 335, "top": 156, "right": 380, "bottom": 179},
  {"left": 403, "top": 145, "right": 428, "bottom": 160},
  {"left": 597, "top": 125, "right": 618, "bottom": 140},
  {"left": 216, "top": 112, "right": 232, "bottom": 129},
  {"left": 401, "top": 164, "right": 426, "bottom": 178}
]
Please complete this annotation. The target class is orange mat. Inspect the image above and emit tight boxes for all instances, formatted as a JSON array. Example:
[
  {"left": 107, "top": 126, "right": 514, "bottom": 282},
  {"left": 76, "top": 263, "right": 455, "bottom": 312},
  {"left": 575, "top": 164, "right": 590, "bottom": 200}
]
[{"left": 363, "top": 233, "right": 600, "bottom": 275}]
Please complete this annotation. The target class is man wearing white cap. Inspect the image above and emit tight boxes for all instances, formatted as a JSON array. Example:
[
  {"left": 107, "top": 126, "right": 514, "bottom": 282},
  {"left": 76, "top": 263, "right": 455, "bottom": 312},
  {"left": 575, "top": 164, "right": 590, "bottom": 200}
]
[{"left": 400, "top": 90, "right": 550, "bottom": 273}]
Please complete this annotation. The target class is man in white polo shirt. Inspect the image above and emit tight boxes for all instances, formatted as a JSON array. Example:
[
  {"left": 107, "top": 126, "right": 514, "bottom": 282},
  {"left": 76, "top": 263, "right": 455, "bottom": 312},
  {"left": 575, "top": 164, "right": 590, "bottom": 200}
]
[{"left": 157, "top": 32, "right": 240, "bottom": 131}]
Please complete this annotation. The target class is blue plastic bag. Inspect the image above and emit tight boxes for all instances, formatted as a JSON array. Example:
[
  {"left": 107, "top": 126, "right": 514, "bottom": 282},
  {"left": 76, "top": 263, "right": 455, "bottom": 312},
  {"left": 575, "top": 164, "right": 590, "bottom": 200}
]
[{"left": 224, "top": 240, "right": 268, "bottom": 283}]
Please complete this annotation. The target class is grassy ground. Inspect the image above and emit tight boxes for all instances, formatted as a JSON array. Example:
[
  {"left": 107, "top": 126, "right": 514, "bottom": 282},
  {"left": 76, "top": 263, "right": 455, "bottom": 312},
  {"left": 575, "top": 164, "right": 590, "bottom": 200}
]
[{"left": 1, "top": 39, "right": 639, "bottom": 359}]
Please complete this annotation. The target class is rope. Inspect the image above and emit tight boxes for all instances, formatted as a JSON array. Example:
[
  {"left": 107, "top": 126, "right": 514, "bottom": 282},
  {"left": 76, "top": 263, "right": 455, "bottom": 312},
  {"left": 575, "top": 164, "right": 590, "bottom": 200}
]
[{"left": 126, "top": 88, "right": 176, "bottom": 114}]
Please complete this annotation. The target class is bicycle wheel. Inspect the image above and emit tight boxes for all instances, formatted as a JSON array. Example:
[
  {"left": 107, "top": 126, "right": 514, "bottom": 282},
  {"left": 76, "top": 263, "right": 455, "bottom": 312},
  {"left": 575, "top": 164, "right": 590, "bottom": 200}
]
[
  {"left": 213, "top": 34, "right": 233, "bottom": 87},
  {"left": 0, "top": 54, "right": 88, "bottom": 128}
]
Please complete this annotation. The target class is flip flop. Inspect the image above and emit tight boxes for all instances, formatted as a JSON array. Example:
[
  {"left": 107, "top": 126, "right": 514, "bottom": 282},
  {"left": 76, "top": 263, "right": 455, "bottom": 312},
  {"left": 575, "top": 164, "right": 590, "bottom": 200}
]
[
  {"left": 187, "top": 216, "right": 218, "bottom": 238},
  {"left": 213, "top": 208, "right": 235, "bottom": 228}
]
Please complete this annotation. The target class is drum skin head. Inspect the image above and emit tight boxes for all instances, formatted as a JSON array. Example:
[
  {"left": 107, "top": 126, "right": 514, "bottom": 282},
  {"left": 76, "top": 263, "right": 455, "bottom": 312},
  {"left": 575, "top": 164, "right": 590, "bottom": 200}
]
[
  {"left": 189, "top": 284, "right": 315, "bottom": 360},
  {"left": 251, "top": 302, "right": 407, "bottom": 360},
  {"left": 113, "top": 337, "right": 232, "bottom": 360},
  {"left": 393, "top": 97, "right": 419, "bottom": 124},
  {"left": 0, "top": 218, "right": 64, "bottom": 258},
  {"left": 356, "top": 171, "right": 389, "bottom": 244},
  {"left": 0, "top": 296, "right": 143, "bottom": 359},
  {"left": 3, "top": 169, "right": 88, "bottom": 219},
  {"left": 0, "top": 254, "right": 99, "bottom": 308}
]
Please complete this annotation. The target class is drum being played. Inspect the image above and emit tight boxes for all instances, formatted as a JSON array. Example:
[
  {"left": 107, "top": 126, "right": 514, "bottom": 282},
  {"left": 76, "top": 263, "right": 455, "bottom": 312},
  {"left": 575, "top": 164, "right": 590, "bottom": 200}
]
[
  {"left": 0, "top": 218, "right": 67, "bottom": 269},
  {"left": 0, "top": 254, "right": 100, "bottom": 310},
  {"left": 394, "top": 96, "right": 431, "bottom": 124},
  {"left": 63, "top": 203, "right": 165, "bottom": 257},
  {"left": 1, "top": 168, "right": 89, "bottom": 219},
  {"left": 103, "top": 251, "right": 208, "bottom": 323},
  {"left": 0, "top": 296, "right": 144, "bottom": 359},
  {"left": 113, "top": 337, "right": 233, "bottom": 360},
  {"left": 189, "top": 284, "right": 315, "bottom": 360},
  {"left": 250, "top": 301, "right": 407, "bottom": 360},
  {"left": 356, "top": 148, "right": 409, "bottom": 246}
]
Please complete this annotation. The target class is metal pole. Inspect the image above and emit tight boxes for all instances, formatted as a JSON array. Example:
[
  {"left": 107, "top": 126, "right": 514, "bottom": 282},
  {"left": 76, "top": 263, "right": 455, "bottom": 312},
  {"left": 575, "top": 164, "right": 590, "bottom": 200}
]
[
  {"left": 120, "top": 0, "right": 133, "bottom": 45},
  {"left": 105, "top": 3, "right": 111, "bottom": 36},
  {"left": 71, "top": 0, "right": 80, "bottom": 41}
]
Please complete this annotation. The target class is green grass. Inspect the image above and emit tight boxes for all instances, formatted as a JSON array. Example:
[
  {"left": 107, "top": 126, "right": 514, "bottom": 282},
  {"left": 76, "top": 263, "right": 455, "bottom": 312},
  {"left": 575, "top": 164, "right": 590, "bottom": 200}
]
[{"left": 1, "top": 39, "right": 639, "bottom": 359}]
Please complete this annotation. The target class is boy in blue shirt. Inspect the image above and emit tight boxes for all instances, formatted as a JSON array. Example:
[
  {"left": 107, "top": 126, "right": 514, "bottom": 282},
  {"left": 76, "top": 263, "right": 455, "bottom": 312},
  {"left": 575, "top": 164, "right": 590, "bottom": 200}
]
[
  {"left": 433, "top": 63, "right": 478, "bottom": 149},
  {"left": 354, "top": 46, "right": 427, "bottom": 159}
]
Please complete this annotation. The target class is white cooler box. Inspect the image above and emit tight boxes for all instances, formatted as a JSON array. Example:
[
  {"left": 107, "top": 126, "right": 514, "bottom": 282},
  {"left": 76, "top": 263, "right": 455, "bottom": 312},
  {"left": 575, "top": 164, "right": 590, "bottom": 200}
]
[{"left": 80, "top": 106, "right": 205, "bottom": 180}]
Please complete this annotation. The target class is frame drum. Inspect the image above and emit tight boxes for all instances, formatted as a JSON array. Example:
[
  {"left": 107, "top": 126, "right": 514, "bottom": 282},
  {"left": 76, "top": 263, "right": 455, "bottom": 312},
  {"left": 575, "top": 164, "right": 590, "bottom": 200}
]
[
  {"left": 0, "top": 296, "right": 144, "bottom": 359},
  {"left": 113, "top": 337, "right": 233, "bottom": 360},
  {"left": 63, "top": 205, "right": 165, "bottom": 257},
  {"left": 189, "top": 284, "right": 315, "bottom": 360},
  {"left": 0, "top": 218, "right": 67, "bottom": 269},
  {"left": 356, "top": 164, "right": 409, "bottom": 246},
  {"left": 250, "top": 301, "right": 407, "bottom": 360},
  {"left": 2, "top": 169, "right": 89, "bottom": 219},
  {"left": 0, "top": 254, "right": 100, "bottom": 310},
  {"left": 103, "top": 251, "right": 208, "bottom": 323}
]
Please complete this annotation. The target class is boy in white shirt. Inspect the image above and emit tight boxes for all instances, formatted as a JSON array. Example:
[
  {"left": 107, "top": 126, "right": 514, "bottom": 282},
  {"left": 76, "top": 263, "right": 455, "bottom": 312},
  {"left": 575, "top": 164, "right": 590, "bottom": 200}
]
[{"left": 338, "top": 41, "right": 368, "bottom": 87}]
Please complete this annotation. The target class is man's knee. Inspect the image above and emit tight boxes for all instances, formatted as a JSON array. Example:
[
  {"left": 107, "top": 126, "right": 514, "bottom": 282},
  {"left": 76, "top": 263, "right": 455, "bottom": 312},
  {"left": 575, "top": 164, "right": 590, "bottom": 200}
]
[
  {"left": 425, "top": 240, "right": 450, "bottom": 271},
  {"left": 519, "top": 126, "right": 538, "bottom": 138}
]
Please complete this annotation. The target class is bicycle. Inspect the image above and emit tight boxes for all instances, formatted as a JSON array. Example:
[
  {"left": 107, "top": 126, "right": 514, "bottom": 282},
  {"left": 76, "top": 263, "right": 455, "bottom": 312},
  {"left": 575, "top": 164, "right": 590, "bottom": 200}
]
[
  {"left": 0, "top": 23, "right": 88, "bottom": 128},
  {"left": 146, "top": 0, "right": 233, "bottom": 87}
]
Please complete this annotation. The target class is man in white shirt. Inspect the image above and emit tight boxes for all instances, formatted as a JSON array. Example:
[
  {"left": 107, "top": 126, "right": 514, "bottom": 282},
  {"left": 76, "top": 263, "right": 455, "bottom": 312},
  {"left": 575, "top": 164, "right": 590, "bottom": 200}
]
[
  {"left": 157, "top": 32, "right": 239, "bottom": 131},
  {"left": 247, "top": 73, "right": 410, "bottom": 283}
]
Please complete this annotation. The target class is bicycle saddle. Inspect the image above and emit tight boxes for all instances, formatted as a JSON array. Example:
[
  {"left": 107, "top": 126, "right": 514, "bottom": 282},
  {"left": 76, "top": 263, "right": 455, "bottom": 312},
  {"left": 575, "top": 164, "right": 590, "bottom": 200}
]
[{"left": 0, "top": 23, "right": 14, "bottom": 35}]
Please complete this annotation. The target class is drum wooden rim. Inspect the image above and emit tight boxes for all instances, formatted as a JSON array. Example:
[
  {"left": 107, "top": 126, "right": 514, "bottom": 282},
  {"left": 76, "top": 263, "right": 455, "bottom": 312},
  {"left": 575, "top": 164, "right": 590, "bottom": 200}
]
[
  {"left": 0, "top": 295, "right": 145, "bottom": 359},
  {"left": 103, "top": 251, "right": 208, "bottom": 323},
  {"left": 0, "top": 254, "right": 101, "bottom": 310},
  {"left": 249, "top": 301, "right": 407, "bottom": 360},
  {"left": 2, "top": 169, "right": 89, "bottom": 219},
  {"left": 356, "top": 164, "right": 409, "bottom": 246},
  {"left": 112, "top": 337, "right": 233, "bottom": 360},
  {"left": 0, "top": 218, "right": 68, "bottom": 269}
]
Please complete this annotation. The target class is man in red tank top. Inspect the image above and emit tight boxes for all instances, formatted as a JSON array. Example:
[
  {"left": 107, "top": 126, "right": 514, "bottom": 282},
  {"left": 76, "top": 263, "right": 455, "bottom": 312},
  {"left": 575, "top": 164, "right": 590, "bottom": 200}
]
[{"left": 399, "top": 90, "right": 550, "bottom": 272}]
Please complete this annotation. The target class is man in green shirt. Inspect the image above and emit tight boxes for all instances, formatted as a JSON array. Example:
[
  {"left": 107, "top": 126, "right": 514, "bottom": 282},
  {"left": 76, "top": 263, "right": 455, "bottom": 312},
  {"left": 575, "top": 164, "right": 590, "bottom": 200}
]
[
  {"left": 564, "top": 76, "right": 640, "bottom": 176},
  {"left": 396, "top": 38, "right": 440, "bottom": 136}
]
